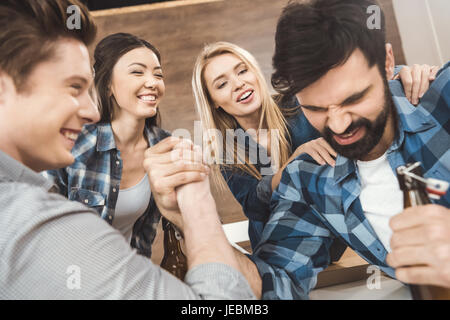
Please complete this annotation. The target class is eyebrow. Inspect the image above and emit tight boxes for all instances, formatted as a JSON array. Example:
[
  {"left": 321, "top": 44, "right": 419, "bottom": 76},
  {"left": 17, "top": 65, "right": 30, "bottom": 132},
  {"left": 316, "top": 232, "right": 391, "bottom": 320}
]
[
  {"left": 212, "top": 62, "right": 246, "bottom": 85},
  {"left": 300, "top": 84, "right": 373, "bottom": 110},
  {"left": 65, "top": 75, "right": 92, "bottom": 85},
  {"left": 128, "top": 62, "right": 162, "bottom": 71}
]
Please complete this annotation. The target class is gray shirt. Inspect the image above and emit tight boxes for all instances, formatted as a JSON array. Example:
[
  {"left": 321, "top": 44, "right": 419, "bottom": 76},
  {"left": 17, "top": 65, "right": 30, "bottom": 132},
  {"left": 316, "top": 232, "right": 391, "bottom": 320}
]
[{"left": 0, "top": 150, "right": 255, "bottom": 300}]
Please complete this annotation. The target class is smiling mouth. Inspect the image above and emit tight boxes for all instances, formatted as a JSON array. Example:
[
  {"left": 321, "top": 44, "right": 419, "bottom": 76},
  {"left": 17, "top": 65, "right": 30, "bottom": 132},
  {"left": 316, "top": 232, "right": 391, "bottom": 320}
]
[
  {"left": 237, "top": 90, "right": 254, "bottom": 103},
  {"left": 138, "top": 94, "right": 157, "bottom": 103},
  {"left": 60, "top": 129, "right": 80, "bottom": 142}
]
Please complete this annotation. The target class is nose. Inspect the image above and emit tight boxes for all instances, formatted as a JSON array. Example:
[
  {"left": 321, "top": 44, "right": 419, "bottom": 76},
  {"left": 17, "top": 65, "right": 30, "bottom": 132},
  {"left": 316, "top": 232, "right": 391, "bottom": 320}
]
[
  {"left": 233, "top": 76, "right": 245, "bottom": 91},
  {"left": 78, "top": 91, "right": 100, "bottom": 124},
  {"left": 144, "top": 75, "right": 157, "bottom": 89},
  {"left": 326, "top": 105, "right": 352, "bottom": 135}
]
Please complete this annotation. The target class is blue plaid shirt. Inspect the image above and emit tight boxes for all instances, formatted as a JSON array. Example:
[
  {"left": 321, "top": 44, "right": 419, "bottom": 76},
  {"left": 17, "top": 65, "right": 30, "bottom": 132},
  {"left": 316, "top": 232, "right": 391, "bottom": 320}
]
[
  {"left": 250, "top": 62, "right": 450, "bottom": 299},
  {"left": 44, "top": 123, "right": 170, "bottom": 258}
]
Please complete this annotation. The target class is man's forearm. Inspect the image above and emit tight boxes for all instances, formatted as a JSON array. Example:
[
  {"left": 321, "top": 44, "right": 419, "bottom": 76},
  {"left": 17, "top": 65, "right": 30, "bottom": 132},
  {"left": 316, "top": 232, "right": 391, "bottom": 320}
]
[
  {"left": 233, "top": 248, "right": 262, "bottom": 298},
  {"left": 181, "top": 195, "right": 241, "bottom": 272}
]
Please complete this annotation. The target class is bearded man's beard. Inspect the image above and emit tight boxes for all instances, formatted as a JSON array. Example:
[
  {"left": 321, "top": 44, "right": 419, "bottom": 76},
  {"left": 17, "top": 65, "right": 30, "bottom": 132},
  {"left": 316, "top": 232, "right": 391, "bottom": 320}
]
[{"left": 322, "top": 82, "right": 394, "bottom": 160}]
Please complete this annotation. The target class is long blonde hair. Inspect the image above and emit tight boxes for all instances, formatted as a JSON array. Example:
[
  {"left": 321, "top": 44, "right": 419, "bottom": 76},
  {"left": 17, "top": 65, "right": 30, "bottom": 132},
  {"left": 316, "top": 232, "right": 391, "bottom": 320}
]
[{"left": 192, "top": 42, "right": 291, "bottom": 190}]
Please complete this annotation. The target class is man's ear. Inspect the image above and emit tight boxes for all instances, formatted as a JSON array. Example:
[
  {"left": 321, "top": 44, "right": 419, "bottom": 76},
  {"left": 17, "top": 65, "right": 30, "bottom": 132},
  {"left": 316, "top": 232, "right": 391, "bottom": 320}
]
[{"left": 385, "top": 43, "right": 396, "bottom": 80}]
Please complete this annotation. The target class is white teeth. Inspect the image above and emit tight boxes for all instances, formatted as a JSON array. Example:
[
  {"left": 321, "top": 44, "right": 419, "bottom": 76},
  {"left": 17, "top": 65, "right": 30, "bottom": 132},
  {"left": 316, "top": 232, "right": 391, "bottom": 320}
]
[
  {"left": 342, "top": 133, "right": 354, "bottom": 138},
  {"left": 239, "top": 91, "right": 252, "bottom": 101},
  {"left": 62, "top": 131, "right": 78, "bottom": 141},
  {"left": 139, "top": 95, "right": 156, "bottom": 101}
]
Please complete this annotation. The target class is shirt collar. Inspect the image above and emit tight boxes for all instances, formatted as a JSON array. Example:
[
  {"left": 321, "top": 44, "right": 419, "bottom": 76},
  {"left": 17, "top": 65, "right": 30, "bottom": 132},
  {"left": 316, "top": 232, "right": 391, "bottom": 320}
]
[
  {"left": 333, "top": 80, "right": 436, "bottom": 184},
  {"left": 0, "top": 149, "right": 54, "bottom": 191},
  {"left": 387, "top": 80, "right": 436, "bottom": 152},
  {"left": 96, "top": 123, "right": 117, "bottom": 152}
]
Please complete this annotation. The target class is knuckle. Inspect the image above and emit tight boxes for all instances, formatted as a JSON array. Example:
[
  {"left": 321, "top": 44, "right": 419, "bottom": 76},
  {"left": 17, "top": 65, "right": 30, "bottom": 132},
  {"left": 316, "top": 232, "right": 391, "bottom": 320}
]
[
  {"left": 390, "top": 233, "right": 399, "bottom": 249},
  {"left": 142, "top": 158, "right": 149, "bottom": 169},
  {"left": 395, "top": 268, "right": 409, "bottom": 283},
  {"left": 179, "top": 174, "right": 188, "bottom": 184},
  {"left": 143, "top": 158, "right": 152, "bottom": 171},
  {"left": 432, "top": 244, "right": 450, "bottom": 262},
  {"left": 177, "top": 160, "right": 186, "bottom": 170},
  {"left": 170, "top": 150, "right": 181, "bottom": 162},
  {"left": 414, "top": 73, "right": 421, "bottom": 82},
  {"left": 152, "top": 180, "right": 162, "bottom": 193},
  {"left": 404, "top": 78, "right": 413, "bottom": 86}
]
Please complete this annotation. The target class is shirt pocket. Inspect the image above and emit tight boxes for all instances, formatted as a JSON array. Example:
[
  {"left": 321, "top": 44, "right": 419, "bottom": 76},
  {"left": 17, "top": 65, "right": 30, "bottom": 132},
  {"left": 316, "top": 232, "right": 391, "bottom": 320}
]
[{"left": 69, "top": 188, "right": 106, "bottom": 208}]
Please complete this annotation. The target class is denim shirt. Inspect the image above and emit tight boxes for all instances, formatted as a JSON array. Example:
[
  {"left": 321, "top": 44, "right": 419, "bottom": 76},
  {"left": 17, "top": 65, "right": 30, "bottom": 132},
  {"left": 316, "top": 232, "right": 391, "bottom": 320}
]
[
  {"left": 221, "top": 99, "right": 320, "bottom": 248},
  {"left": 44, "top": 122, "right": 171, "bottom": 258}
]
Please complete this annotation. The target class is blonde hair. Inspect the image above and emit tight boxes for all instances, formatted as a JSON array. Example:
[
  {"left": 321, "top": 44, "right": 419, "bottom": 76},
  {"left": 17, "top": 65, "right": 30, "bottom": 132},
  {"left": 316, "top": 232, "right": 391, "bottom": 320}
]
[{"left": 192, "top": 42, "right": 291, "bottom": 190}]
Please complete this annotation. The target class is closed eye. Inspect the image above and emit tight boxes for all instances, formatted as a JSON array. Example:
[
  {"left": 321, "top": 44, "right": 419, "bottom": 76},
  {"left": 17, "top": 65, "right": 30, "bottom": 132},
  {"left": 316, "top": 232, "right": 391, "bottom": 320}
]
[
  {"left": 70, "top": 84, "right": 83, "bottom": 96},
  {"left": 301, "top": 104, "right": 327, "bottom": 112},
  {"left": 217, "top": 81, "right": 227, "bottom": 89},
  {"left": 340, "top": 85, "right": 372, "bottom": 106}
]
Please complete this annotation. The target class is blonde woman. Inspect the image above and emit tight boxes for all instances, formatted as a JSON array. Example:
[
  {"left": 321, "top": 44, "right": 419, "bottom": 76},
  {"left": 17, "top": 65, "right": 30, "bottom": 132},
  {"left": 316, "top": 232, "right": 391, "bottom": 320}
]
[{"left": 192, "top": 41, "right": 436, "bottom": 248}]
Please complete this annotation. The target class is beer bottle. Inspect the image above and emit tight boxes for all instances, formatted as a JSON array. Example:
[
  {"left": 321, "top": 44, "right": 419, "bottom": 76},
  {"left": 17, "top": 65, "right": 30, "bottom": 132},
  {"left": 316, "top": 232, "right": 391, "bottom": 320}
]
[
  {"left": 160, "top": 217, "right": 188, "bottom": 280},
  {"left": 396, "top": 162, "right": 450, "bottom": 300}
]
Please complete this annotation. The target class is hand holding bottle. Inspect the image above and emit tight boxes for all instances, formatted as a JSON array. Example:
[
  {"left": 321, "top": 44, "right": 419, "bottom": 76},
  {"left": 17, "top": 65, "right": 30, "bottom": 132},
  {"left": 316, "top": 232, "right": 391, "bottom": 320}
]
[{"left": 387, "top": 204, "right": 450, "bottom": 290}]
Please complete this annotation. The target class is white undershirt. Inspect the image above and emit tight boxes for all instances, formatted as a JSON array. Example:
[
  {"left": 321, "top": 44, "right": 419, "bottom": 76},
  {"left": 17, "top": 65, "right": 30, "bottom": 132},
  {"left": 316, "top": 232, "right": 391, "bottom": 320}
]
[
  {"left": 357, "top": 153, "right": 403, "bottom": 252},
  {"left": 113, "top": 174, "right": 151, "bottom": 243}
]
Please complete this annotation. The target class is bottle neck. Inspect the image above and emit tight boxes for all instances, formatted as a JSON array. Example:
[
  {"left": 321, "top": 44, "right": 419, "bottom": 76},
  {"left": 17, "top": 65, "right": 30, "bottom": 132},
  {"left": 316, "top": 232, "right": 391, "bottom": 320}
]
[{"left": 162, "top": 218, "right": 185, "bottom": 254}]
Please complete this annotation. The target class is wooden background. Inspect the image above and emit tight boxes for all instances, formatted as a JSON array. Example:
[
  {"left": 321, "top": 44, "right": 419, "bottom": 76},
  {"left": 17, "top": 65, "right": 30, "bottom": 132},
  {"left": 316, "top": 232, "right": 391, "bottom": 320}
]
[{"left": 90, "top": 0, "right": 406, "bottom": 263}]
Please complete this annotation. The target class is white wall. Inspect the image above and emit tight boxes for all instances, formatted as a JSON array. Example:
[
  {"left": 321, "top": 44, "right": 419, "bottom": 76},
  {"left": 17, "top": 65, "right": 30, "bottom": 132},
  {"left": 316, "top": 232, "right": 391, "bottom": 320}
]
[{"left": 392, "top": 0, "right": 450, "bottom": 66}]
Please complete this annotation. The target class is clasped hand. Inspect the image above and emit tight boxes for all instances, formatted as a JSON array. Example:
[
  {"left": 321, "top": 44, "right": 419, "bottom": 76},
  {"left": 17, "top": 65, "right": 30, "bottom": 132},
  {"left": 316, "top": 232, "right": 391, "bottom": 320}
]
[{"left": 143, "top": 137, "right": 211, "bottom": 231}]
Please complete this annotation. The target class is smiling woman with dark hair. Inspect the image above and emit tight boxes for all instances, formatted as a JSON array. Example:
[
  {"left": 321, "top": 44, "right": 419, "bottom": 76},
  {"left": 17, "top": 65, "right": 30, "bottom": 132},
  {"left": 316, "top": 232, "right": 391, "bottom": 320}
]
[{"left": 45, "top": 33, "right": 170, "bottom": 258}]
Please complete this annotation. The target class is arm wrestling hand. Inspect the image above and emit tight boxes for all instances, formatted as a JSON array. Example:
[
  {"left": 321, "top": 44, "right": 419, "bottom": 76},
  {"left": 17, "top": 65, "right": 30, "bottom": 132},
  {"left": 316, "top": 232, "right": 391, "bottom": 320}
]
[
  {"left": 387, "top": 204, "right": 450, "bottom": 288},
  {"left": 176, "top": 145, "right": 214, "bottom": 215},
  {"left": 143, "top": 137, "right": 209, "bottom": 229}
]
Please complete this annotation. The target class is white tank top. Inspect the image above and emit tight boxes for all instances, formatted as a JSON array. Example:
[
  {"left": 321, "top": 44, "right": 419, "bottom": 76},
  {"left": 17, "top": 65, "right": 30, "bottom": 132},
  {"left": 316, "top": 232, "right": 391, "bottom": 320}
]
[{"left": 113, "top": 174, "right": 151, "bottom": 242}]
